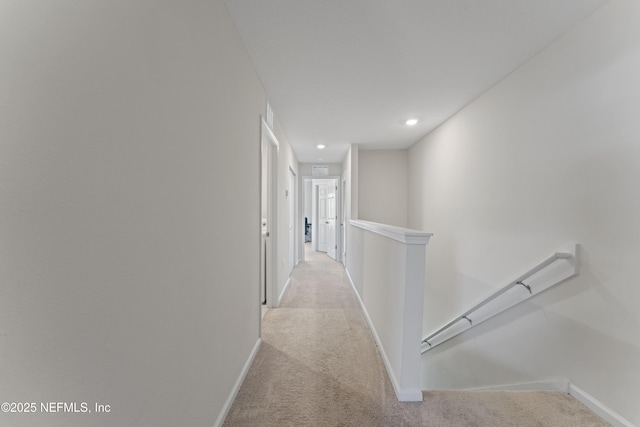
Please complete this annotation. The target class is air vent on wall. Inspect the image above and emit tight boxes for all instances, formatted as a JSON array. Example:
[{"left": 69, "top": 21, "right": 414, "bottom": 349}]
[{"left": 312, "top": 165, "right": 329, "bottom": 176}]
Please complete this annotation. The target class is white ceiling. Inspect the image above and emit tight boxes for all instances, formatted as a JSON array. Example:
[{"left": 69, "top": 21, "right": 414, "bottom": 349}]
[{"left": 225, "top": 0, "right": 607, "bottom": 163}]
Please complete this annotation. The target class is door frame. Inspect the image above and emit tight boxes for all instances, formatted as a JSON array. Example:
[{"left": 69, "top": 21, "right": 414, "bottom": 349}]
[
  {"left": 260, "top": 118, "right": 279, "bottom": 309},
  {"left": 300, "top": 175, "right": 341, "bottom": 263},
  {"left": 288, "top": 167, "right": 297, "bottom": 273},
  {"left": 341, "top": 177, "right": 347, "bottom": 265}
]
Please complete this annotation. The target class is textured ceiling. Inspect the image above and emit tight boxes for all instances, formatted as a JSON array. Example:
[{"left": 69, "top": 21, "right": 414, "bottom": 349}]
[{"left": 225, "top": 0, "right": 607, "bottom": 163}]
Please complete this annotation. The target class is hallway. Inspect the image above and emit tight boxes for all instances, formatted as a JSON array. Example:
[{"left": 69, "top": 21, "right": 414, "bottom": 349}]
[
  {"left": 224, "top": 248, "right": 401, "bottom": 425},
  {"left": 223, "top": 248, "right": 608, "bottom": 426}
]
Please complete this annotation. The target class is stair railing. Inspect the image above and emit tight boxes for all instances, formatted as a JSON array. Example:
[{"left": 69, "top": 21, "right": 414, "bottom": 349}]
[{"left": 421, "top": 243, "right": 579, "bottom": 353}]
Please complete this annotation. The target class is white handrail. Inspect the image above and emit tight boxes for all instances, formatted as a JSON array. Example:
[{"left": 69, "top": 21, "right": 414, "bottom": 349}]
[
  {"left": 350, "top": 219, "right": 432, "bottom": 245},
  {"left": 421, "top": 244, "right": 579, "bottom": 353}
]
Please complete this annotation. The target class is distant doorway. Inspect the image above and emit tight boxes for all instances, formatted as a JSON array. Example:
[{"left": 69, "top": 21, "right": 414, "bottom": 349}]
[
  {"left": 303, "top": 176, "right": 340, "bottom": 261},
  {"left": 317, "top": 182, "right": 336, "bottom": 259}
]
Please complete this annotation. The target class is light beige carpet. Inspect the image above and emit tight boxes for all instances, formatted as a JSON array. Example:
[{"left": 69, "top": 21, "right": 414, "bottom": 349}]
[{"left": 223, "top": 248, "right": 609, "bottom": 426}]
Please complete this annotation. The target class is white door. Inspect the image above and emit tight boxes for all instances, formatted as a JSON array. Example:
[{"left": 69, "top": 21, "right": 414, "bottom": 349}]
[
  {"left": 326, "top": 184, "right": 336, "bottom": 260},
  {"left": 317, "top": 184, "right": 328, "bottom": 252}
]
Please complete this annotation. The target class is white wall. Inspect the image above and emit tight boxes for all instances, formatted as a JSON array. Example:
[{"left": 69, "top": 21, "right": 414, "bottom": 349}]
[
  {"left": 0, "top": 2, "right": 265, "bottom": 426},
  {"left": 359, "top": 150, "right": 408, "bottom": 227},
  {"left": 409, "top": 0, "right": 640, "bottom": 424}
]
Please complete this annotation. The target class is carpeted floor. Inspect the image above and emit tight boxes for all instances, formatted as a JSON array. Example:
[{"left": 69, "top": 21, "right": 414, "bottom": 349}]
[{"left": 223, "top": 247, "right": 609, "bottom": 426}]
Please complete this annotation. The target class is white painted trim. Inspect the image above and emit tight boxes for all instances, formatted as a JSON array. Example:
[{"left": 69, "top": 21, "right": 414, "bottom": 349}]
[
  {"left": 278, "top": 277, "right": 291, "bottom": 307},
  {"left": 288, "top": 167, "right": 298, "bottom": 273},
  {"left": 345, "top": 268, "right": 423, "bottom": 402},
  {"left": 261, "top": 117, "right": 279, "bottom": 150},
  {"left": 569, "top": 383, "right": 635, "bottom": 427},
  {"left": 349, "top": 219, "right": 432, "bottom": 245},
  {"left": 261, "top": 117, "right": 279, "bottom": 308},
  {"left": 214, "top": 338, "right": 262, "bottom": 427},
  {"left": 467, "top": 379, "right": 570, "bottom": 392},
  {"left": 463, "top": 379, "right": 634, "bottom": 427}
]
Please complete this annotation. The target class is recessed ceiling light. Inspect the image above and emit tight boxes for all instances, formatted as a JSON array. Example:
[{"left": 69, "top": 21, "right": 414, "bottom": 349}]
[
  {"left": 405, "top": 118, "right": 419, "bottom": 126},
  {"left": 317, "top": 144, "right": 326, "bottom": 149}
]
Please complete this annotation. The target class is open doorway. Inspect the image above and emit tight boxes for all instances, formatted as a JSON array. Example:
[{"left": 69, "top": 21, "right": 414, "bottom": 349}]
[{"left": 302, "top": 176, "right": 340, "bottom": 261}]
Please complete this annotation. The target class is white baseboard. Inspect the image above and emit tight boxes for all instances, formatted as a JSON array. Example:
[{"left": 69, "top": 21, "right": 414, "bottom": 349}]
[
  {"left": 213, "top": 338, "right": 262, "bottom": 427},
  {"left": 466, "top": 379, "right": 633, "bottom": 427},
  {"left": 468, "top": 379, "right": 569, "bottom": 392},
  {"left": 345, "top": 268, "right": 423, "bottom": 402},
  {"left": 278, "top": 277, "right": 291, "bottom": 306},
  {"left": 568, "top": 383, "right": 635, "bottom": 427}
]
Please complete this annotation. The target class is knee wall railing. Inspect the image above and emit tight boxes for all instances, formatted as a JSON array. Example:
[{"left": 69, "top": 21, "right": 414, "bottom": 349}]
[{"left": 346, "top": 220, "right": 432, "bottom": 402}]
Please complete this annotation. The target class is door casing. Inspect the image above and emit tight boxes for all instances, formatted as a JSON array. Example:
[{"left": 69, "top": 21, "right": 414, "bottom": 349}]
[
  {"left": 301, "top": 176, "right": 341, "bottom": 262},
  {"left": 260, "top": 118, "right": 279, "bottom": 309}
]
